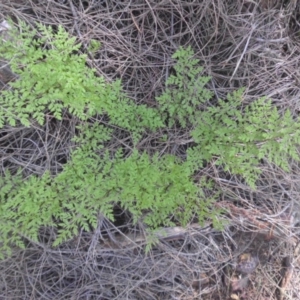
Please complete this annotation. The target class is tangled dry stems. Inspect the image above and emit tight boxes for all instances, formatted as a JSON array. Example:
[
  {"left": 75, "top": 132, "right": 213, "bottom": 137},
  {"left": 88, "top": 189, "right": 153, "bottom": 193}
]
[{"left": 1, "top": 0, "right": 300, "bottom": 299}]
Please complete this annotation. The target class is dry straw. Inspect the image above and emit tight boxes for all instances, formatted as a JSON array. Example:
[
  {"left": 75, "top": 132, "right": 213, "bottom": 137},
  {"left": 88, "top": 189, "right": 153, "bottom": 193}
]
[{"left": 0, "top": 0, "right": 300, "bottom": 299}]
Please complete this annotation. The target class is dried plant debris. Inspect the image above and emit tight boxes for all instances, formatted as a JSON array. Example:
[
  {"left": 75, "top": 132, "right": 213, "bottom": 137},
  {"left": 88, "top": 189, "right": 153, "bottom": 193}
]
[
  {"left": 231, "top": 275, "right": 250, "bottom": 293},
  {"left": 1, "top": 0, "right": 300, "bottom": 299},
  {"left": 277, "top": 256, "right": 294, "bottom": 300},
  {"left": 236, "top": 253, "right": 260, "bottom": 275}
]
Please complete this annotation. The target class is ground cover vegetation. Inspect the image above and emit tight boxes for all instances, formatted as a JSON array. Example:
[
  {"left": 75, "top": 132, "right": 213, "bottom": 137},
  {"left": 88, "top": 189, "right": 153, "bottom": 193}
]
[
  {"left": 1, "top": 1, "right": 300, "bottom": 299},
  {"left": 1, "top": 18, "right": 300, "bottom": 257}
]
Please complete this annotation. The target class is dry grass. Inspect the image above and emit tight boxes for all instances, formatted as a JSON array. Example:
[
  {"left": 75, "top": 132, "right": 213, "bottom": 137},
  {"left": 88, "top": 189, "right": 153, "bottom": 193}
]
[{"left": 1, "top": 0, "right": 300, "bottom": 299}]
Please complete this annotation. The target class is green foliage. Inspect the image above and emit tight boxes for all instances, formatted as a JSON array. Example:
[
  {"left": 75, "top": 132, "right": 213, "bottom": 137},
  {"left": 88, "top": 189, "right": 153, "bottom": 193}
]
[
  {"left": 0, "top": 170, "right": 58, "bottom": 257},
  {"left": 87, "top": 39, "right": 102, "bottom": 55},
  {"left": 0, "top": 123, "right": 219, "bottom": 254},
  {"left": 2, "top": 22, "right": 300, "bottom": 258},
  {"left": 156, "top": 46, "right": 213, "bottom": 127},
  {"left": 158, "top": 46, "right": 300, "bottom": 188},
  {"left": 108, "top": 150, "right": 207, "bottom": 228},
  {"left": 189, "top": 88, "right": 300, "bottom": 188},
  {"left": 0, "top": 20, "right": 163, "bottom": 133}
]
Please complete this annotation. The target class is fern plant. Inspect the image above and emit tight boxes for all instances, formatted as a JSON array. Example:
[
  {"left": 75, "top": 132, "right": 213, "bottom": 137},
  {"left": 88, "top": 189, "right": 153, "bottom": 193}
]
[
  {"left": 0, "top": 123, "right": 220, "bottom": 255},
  {"left": 188, "top": 88, "right": 300, "bottom": 188},
  {"left": 2, "top": 24, "right": 300, "bottom": 259},
  {"left": 0, "top": 169, "right": 59, "bottom": 257},
  {"left": 156, "top": 46, "right": 213, "bottom": 128},
  {"left": 159, "top": 47, "right": 300, "bottom": 188},
  {"left": 50, "top": 123, "right": 219, "bottom": 245},
  {"left": 0, "top": 20, "right": 163, "bottom": 134}
]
